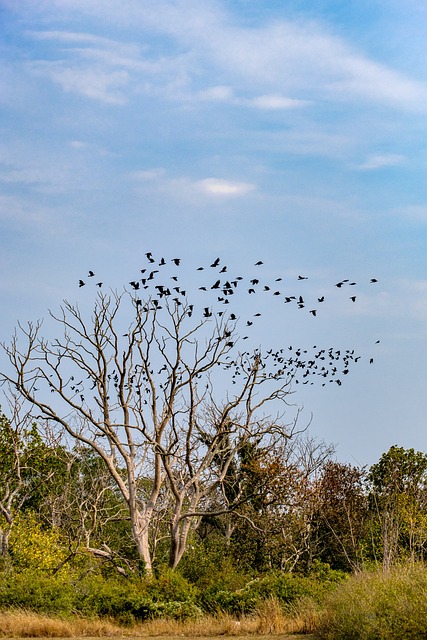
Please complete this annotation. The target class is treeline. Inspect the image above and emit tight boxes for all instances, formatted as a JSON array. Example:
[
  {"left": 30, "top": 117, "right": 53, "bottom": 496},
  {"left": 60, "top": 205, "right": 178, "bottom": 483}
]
[{"left": 1, "top": 409, "right": 427, "bottom": 580}]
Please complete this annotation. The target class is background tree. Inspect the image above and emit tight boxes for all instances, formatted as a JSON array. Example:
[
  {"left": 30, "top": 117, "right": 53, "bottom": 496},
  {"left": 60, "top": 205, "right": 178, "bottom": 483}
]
[
  {"left": 368, "top": 446, "right": 427, "bottom": 569},
  {"left": 315, "top": 461, "right": 369, "bottom": 571},
  {"left": 0, "top": 398, "right": 58, "bottom": 558}
]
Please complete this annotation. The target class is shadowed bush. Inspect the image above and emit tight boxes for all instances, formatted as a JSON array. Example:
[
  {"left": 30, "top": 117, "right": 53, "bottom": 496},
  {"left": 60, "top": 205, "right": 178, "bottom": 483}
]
[{"left": 201, "top": 563, "right": 345, "bottom": 615}]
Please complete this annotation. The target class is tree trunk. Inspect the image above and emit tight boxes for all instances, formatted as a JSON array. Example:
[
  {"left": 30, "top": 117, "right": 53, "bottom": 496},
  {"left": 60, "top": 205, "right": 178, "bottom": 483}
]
[{"left": 131, "top": 509, "right": 153, "bottom": 574}]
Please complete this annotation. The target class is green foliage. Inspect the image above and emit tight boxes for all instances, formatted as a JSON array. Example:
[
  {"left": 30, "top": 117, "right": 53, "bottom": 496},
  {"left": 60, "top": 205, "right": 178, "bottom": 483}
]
[
  {"left": 368, "top": 446, "right": 427, "bottom": 567},
  {"left": 200, "top": 564, "right": 345, "bottom": 615},
  {"left": 148, "top": 567, "right": 199, "bottom": 602},
  {"left": 179, "top": 538, "right": 250, "bottom": 591},
  {"left": 0, "top": 569, "right": 77, "bottom": 614},
  {"left": 0, "top": 567, "right": 201, "bottom": 624},
  {"left": 316, "top": 564, "right": 427, "bottom": 640}
]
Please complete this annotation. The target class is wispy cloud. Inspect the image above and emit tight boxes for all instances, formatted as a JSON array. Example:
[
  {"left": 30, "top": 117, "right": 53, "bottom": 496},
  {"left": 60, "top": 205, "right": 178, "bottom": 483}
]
[
  {"left": 29, "top": 60, "right": 130, "bottom": 104},
  {"left": 21, "top": 2, "right": 427, "bottom": 112},
  {"left": 196, "top": 86, "right": 308, "bottom": 110},
  {"left": 131, "top": 170, "right": 255, "bottom": 200},
  {"left": 357, "top": 154, "right": 406, "bottom": 171}
]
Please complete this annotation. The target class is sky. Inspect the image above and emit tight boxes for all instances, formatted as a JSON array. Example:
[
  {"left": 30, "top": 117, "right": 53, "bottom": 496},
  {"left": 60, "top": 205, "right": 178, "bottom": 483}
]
[{"left": 1, "top": 0, "right": 427, "bottom": 467}]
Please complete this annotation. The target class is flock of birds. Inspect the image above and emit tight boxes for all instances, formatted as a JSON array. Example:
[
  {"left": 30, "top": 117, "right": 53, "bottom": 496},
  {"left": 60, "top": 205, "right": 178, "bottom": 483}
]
[{"left": 77, "top": 253, "right": 380, "bottom": 390}]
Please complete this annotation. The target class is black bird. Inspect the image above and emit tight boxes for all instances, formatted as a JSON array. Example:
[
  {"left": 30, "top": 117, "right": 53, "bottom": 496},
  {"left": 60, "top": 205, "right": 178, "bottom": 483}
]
[
  {"left": 172, "top": 258, "right": 181, "bottom": 265},
  {"left": 129, "top": 281, "right": 140, "bottom": 290},
  {"left": 298, "top": 275, "right": 308, "bottom": 280},
  {"left": 251, "top": 279, "right": 259, "bottom": 285},
  {"left": 203, "top": 307, "right": 212, "bottom": 318},
  {"left": 79, "top": 280, "right": 85, "bottom": 287},
  {"left": 96, "top": 282, "right": 103, "bottom": 287},
  {"left": 370, "top": 278, "right": 378, "bottom": 283},
  {"left": 310, "top": 309, "right": 317, "bottom": 316},
  {"left": 318, "top": 296, "right": 325, "bottom": 302},
  {"left": 350, "top": 296, "right": 356, "bottom": 302},
  {"left": 220, "top": 266, "right": 227, "bottom": 273},
  {"left": 255, "top": 261, "right": 263, "bottom": 266},
  {"left": 146, "top": 252, "right": 155, "bottom": 263},
  {"left": 211, "top": 258, "right": 220, "bottom": 267},
  {"left": 88, "top": 270, "right": 95, "bottom": 277},
  {"left": 159, "top": 257, "right": 166, "bottom": 266}
]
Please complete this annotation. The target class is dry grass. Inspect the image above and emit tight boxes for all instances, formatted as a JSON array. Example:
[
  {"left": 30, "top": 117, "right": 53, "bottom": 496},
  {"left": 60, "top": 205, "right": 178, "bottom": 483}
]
[
  {"left": 255, "top": 596, "right": 321, "bottom": 635},
  {"left": 0, "top": 607, "right": 318, "bottom": 638},
  {"left": 0, "top": 610, "right": 125, "bottom": 637}
]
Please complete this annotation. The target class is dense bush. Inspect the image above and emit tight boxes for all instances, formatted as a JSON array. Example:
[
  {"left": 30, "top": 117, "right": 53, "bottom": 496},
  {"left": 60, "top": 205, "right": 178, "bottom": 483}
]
[
  {"left": 200, "top": 562, "right": 345, "bottom": 615},
  {"left": 0, "top": 568, "right": 201, "bottom": 624},
  {"left": 316, "top": 564, "right": 427, "bottom": 640}
]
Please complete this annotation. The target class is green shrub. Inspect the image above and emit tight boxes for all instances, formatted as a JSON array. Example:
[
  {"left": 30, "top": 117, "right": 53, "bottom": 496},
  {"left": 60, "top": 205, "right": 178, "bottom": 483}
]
[
  {"left": 0, "top": 569, "right": 77, "bottom": 614},
  {"left": 200, "top": 566, "right": 345, "bottom": 616},
  {"left": 316, "top": 564, "right": 427, "bottom": 640},
  {"left": 0, "top": 567, "right": 201, "bottom": 623},
  {"left": 146, "top": 568, "right": 198, "bottom": 603},
  {"left": 179, "top": 542, "right": 250, "bottom": 592}
]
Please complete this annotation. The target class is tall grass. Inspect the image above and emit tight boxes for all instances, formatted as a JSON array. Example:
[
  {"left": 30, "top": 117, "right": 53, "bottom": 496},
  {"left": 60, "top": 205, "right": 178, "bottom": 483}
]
[
  {"left": 0, "top": 605, "right": 319, "bottom": 637},
  {"left": 316, "top": 564, "right": 427, "bottom": 640}
]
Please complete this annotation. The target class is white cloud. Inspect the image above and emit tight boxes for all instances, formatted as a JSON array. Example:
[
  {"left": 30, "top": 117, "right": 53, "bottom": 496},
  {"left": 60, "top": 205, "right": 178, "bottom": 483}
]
[
  {"left": 195, "top": 178, "right": 255, "bottom": 196},
  {"left": 247, "top": 94, "right": 308, "bottom": 110},
  {"left": 131, "top": 169, "right": 255, "bottom": 199},
  {"left": 357, "top": 154, "right": 406, "bottom": 170},
  {"left": 196, "top": 86, "right": 307, "bottom": 111}
]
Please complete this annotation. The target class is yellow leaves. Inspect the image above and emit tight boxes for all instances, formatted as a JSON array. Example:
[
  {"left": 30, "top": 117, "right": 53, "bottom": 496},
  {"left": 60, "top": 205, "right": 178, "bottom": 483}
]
[{"left": 9, "top": 511, "right": 68, "bottom": 571}]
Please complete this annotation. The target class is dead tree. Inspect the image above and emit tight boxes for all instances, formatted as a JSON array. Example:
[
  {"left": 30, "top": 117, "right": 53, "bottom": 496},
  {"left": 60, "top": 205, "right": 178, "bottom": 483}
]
[
  {"left": 1, "top": 258, "right": 371, "bottom": 572},
  {"left": 1, "top": 292, "right": 301, "bottom": 572}
]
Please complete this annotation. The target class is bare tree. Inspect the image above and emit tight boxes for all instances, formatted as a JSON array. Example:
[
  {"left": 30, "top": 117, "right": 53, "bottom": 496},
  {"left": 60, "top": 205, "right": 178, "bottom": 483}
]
[
  {"left": 1, "top": 255, "right": 371, "bottom": 572},
  {"left": 0, "top": 290, "right": 302, "bottom": 572}
]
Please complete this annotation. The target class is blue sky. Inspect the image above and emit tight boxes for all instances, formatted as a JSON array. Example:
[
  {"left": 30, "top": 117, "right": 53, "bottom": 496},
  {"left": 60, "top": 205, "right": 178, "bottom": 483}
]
[{"left": 1, "top": 0, "right": 427, "bottom": 466}]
